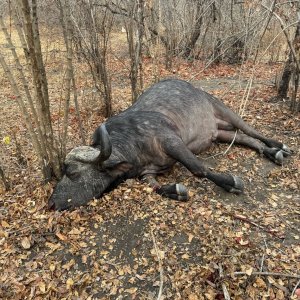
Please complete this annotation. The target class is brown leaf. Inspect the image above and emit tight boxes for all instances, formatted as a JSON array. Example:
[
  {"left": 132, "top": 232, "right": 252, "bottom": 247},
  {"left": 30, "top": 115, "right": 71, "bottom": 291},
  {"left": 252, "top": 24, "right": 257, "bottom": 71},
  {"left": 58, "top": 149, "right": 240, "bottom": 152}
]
[
  {"left": 188, "top": 294, "right": 200, "bottom": 300},
  {"left": 1, "top": 220, "right": 9, "bottom": 227},
  {"left": 62, "top": 259, "right": 75, "bottom": 270},
  {"left": 124, "top": 287, "right": 137, "bottom": 294},
  {"left": 66, "top": 277, "right": 74, "bottom": 289},
  {"left": 21, "top": 237, "right": 31, "bottom": 249},
  {"left": 56, "top": 232, "right": 68, "bottom": 241},
  {"left": 245, "top": 267, "right": 253, "bottom": 276},
  {"left": 255, "top": 277, "right": 266, "bottom": 289}
]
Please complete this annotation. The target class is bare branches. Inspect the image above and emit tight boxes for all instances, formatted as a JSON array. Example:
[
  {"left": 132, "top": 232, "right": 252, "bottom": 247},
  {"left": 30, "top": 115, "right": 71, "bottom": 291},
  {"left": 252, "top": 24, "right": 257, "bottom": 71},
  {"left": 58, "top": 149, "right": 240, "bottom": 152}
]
[
  {"left": 261, "top": 2, "right": 300, "bottom": 72},
  {"left": 57, "top": 0, "right": 86, "bottom": 157},
  {"left": 70, "top": 0, "right": 113, "bottom": 117},
  {"left": 0, "top": 1, "right": 62, "bottom": 181},
  {"left": 124, "top": 0, "right": 145, "bottom": 101}
]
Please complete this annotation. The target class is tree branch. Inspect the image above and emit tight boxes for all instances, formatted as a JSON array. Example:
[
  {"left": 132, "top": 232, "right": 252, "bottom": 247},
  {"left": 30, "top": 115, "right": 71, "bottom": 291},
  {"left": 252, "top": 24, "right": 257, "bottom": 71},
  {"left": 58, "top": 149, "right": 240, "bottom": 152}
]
[{"left": 261, "top": 3, "right": 300, "bottom": 72}]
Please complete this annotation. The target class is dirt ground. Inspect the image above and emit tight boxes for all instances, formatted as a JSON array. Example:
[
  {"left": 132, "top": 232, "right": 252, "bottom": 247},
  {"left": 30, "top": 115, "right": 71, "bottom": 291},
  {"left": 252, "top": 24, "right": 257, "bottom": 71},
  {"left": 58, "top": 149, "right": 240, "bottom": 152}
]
[{"left": 0, "top": 58, "right": 299, "bottom": 299}]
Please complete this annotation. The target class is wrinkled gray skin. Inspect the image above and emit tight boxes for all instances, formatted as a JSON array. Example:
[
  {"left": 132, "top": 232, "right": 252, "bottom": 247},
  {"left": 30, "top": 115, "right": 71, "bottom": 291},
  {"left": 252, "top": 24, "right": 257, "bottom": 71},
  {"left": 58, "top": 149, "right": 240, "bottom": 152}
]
[{"left": 49, "top": 79, "right": 291, "bottom": 211}]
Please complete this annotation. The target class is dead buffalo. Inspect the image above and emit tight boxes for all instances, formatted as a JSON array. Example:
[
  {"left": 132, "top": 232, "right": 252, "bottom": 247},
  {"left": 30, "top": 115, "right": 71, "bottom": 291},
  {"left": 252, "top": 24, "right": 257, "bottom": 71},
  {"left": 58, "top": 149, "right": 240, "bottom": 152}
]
[{"left": 48, "top": 79, "right": 291, "bottom": 211}]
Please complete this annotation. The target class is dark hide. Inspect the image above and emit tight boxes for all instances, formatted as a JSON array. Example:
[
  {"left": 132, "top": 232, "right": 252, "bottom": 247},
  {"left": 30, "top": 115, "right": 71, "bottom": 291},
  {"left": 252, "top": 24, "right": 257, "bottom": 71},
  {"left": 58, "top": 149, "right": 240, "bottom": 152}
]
[{"left": 49, "top": 79, "right": 291, "bottom": 211}]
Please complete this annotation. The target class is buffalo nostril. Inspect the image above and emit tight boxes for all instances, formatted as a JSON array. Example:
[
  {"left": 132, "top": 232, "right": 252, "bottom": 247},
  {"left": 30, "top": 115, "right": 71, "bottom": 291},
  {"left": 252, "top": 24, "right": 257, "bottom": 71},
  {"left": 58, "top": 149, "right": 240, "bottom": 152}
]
[{"left": 48, "top": 199, "right": 56, "bottom": 211}]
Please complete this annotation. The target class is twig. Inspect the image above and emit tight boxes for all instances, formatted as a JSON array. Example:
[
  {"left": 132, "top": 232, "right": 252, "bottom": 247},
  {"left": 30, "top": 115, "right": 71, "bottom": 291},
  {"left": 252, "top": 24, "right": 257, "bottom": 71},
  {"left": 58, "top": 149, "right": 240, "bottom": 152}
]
[
  {"left": 231, "top": 271, "right": 300, "bottom": 279},
  {"left": 260, "top": 254, "right": 265, "bottom": 272},
  {"left": 151, "top": 229, "right": 164, "bottom": 300},
  {"left": 291, "top": 278, "right": 300, "bottom": 298},
  {"left": 223, "top": 130, "right": 237, "bottom": 155},
  {"left": 261, "top": 3, "right": 300, "bottom": 72},
  {"left": 219, "top": 264, "right": 231, "bottom": 300},
  {"left": 226, "top": 212, "right": 285, "bottom": 239}
]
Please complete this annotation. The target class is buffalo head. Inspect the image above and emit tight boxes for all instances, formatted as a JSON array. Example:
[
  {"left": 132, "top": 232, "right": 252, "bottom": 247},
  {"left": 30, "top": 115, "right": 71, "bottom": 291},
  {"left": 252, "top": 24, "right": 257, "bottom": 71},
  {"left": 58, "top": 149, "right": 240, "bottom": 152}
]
[{"left": 48, "top": 125, "right": 132, "bottom": 211}]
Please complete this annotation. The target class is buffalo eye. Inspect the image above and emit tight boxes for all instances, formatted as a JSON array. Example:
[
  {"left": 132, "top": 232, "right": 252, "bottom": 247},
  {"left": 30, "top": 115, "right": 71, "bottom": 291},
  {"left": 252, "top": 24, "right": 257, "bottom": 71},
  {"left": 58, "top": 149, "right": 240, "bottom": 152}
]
[{"left": 65, "top": 163, "right": 80, "bottom": 180}]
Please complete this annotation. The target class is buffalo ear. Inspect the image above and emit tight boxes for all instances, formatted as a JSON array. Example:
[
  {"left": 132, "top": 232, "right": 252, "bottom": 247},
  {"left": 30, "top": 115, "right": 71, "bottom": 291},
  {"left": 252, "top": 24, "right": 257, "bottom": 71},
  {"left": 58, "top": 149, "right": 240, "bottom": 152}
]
[{"left": 103, "top": 161, "right": 133, "bottom": 177}]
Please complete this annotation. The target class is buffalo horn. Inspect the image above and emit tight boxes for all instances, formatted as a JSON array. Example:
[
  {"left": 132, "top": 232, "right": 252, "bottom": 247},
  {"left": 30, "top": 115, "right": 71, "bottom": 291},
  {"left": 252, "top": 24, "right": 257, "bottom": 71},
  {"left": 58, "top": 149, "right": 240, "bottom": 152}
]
[
  {"left": 94, "top": 124, "right": 112, "bottom": 163},
  {"left": 66, "top": 146, "right": 100, "bottom": 163}
]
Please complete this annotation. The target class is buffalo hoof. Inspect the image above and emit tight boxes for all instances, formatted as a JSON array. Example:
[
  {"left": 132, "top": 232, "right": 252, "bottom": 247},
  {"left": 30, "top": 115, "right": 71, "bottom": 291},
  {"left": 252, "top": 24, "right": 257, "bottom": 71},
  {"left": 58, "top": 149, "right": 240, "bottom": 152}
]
[
  {"left": 156, "top": 183, "right": 189, "bottom": 201},
  {"left": 228, "top": 175, "right": 244, "bottom": 194},
  {"left": 275, "top": 150, "right": 284, "bottom": 165},
  {"left": 263, "top": 147, "right": 288, "bottom": 165},
  {"left": 282, "top": 144, "right": 292, "bottom": 157}
]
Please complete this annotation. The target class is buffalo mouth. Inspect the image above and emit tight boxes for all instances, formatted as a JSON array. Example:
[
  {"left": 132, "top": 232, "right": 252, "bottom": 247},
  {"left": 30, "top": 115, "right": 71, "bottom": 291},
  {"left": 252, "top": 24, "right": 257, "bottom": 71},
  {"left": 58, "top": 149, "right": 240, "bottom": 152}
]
[
  {"left": 48, "top": 185, "right": 106, "bottom": 211},
  {"left": 48, "top": 196, "right": 73, "bottom": 211},
  {"left": 48, "top": 200, "right": 71, "bottom": 211}
]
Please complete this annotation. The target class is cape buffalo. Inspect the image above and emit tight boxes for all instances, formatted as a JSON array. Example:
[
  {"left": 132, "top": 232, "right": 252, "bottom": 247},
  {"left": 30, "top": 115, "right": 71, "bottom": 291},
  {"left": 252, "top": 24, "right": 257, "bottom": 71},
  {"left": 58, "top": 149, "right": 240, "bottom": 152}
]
[{"left": 48, "top": 79, "right": 291, "bottom": 211}]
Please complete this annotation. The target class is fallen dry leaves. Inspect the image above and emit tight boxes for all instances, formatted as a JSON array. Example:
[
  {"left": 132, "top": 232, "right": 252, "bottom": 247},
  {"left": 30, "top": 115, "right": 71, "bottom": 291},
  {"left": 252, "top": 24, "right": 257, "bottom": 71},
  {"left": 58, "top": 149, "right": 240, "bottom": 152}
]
[{"left": 0, "top": 53, "right": 299, "bottom": 299}]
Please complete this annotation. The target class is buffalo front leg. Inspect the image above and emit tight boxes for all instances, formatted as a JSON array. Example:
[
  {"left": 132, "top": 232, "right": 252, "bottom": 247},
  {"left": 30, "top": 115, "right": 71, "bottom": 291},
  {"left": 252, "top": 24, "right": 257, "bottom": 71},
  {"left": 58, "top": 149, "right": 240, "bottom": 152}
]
[
  {"left": 142, "top": 174, "right": 189, "bottom": 201},
  {"left": 162, "top": 138, "right": 244, "bottom": 194}
]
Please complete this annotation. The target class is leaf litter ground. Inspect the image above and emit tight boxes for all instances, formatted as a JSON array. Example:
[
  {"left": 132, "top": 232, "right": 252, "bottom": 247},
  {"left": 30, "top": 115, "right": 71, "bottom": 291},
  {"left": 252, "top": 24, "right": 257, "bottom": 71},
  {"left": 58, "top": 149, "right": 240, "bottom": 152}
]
[{"left": 0, "top": 58, "right": 299, "bottom": 300}]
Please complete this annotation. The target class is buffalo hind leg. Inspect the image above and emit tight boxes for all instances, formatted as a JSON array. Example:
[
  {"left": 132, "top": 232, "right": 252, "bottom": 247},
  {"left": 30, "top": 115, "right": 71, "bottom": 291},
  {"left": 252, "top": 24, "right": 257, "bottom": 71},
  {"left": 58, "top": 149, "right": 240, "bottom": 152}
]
[
  {"left": 234, "top": 124, "right": 291, "bottom": 158},
  {"left": 216, "top": 130, "right": 286, "bottom": 165},
  {"left": 162, "top": 138, "right": 244, "bottom": 194},
  {"left": 209, "top": 93, "right": 291, "bottom": 157},
  {"left": 142, "top": 174, "right": 188, "bottom": 201}
]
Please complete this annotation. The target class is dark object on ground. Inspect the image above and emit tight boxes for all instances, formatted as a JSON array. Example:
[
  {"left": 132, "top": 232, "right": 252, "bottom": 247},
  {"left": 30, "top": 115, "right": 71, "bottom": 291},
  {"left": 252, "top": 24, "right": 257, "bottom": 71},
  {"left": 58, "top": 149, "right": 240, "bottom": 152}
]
[{"left": 49, "top": 79, "right": 291, "bottom": 211}]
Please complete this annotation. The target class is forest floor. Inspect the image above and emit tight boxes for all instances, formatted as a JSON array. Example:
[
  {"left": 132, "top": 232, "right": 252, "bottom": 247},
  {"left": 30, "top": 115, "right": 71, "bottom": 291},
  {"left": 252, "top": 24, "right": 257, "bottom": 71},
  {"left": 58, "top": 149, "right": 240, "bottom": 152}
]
[{"left": 0, "top": 49, "right": 300, "bottom": 300}]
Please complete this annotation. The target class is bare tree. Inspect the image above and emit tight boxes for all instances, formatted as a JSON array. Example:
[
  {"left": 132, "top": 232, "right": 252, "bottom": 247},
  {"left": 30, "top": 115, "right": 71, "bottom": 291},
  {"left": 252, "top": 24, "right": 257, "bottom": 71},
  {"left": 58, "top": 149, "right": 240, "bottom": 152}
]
[
  {"left": 0, "top": 1, "right": 62, "bottom": 181},
  {"left": 70, "top": 0, "right": 113, "bottom": 117},
  {"left": 124, "top": 0, "right": 145, "bottom": 101},
  {"left": 57, "top": 0, "right": 86, "bottom": 158},
  {"left": 277, "top": 19, "right": 300, "bottom": 112},
  {"left": 261, "top": 1, "right": 300, "bottom": 112}
]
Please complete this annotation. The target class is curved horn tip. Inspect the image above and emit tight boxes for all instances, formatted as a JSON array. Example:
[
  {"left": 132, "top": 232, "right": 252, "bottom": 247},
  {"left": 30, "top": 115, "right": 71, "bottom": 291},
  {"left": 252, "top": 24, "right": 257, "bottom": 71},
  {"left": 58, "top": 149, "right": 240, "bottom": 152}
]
[{"left": 97, "top": 124, "right": 112, "bottom": 162}]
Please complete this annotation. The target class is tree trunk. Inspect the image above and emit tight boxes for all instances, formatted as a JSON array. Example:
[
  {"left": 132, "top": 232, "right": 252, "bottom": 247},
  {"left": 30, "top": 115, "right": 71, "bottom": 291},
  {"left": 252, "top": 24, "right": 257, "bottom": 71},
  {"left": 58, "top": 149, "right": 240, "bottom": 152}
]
[
  {"left": 1, "top": 1, "right": 62, "bottom": 181},
  {"left": 277, "top": 12, "right": 300, "bottom": 112},
  {"left": 0, "top": 165, "right": 10, "bottom": 191},
  {"left": 278, "top": 54, "right": 292, "bottom": 99},
  {"left": 58, "top": 0, "right": 86, "bottom": 157},
  {"left": 182, "top": 2, "right": 203, "bottom": 58},
  {"left": 126, "top": 0, "right": 144, "bottom": 102}
]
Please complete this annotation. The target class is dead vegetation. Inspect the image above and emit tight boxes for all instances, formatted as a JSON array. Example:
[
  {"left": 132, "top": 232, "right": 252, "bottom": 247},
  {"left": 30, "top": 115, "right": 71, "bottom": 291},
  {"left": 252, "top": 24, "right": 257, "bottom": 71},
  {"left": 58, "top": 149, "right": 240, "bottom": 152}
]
[
  {"left": 0, "top": 3, "right": 300, "bottom": 298},
  {"left": 1, "top": 51, "right": 299, "bottom": 299}
]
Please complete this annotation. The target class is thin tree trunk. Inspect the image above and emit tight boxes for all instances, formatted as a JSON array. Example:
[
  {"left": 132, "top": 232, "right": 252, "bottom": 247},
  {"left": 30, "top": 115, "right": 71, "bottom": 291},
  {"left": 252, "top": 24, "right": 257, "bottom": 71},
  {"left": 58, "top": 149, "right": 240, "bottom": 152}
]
[
  {"left": 18, "top": 0, "right": 61, "bottom": 178},
  {"left": 19, "top": 0, "right": 49, "bottom": 136},
  {"left": 58, "top": 0, "right": 73, "bottom": 157},
  {"left": 1, "top": 2, "right": 62, "bottom": 181},
  {"left": 136, "top": 0, "right": 144, "bottom": 98},
  {"left": 182, "top": 2, "right": 203, "bottom": 57},
  {"left": 0, "top": 52, "right": 51, "bottom": 180},
  {"left": 277, "top": 17, "right": 300, "bottom": 112},
  {"left": 48, "top": 6, "right": 86, "bottom": 130},
  {"left": 278, "top": 54, "right": 292, "bottom": 99},
  {"left": 0, "top": 15, "right": 47, "bottom": 157},
  {"left": 126, "top": 0, "right": 144, "bottom": 102},
  {"left": 0, "top": 165, "right": 10, "bottom": 191},
  {"left": 31, "top": 0, "right": 52, "bottom": 132},
  {"left": 72, "top": 76, "right": 86, "bottom": 145}
]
